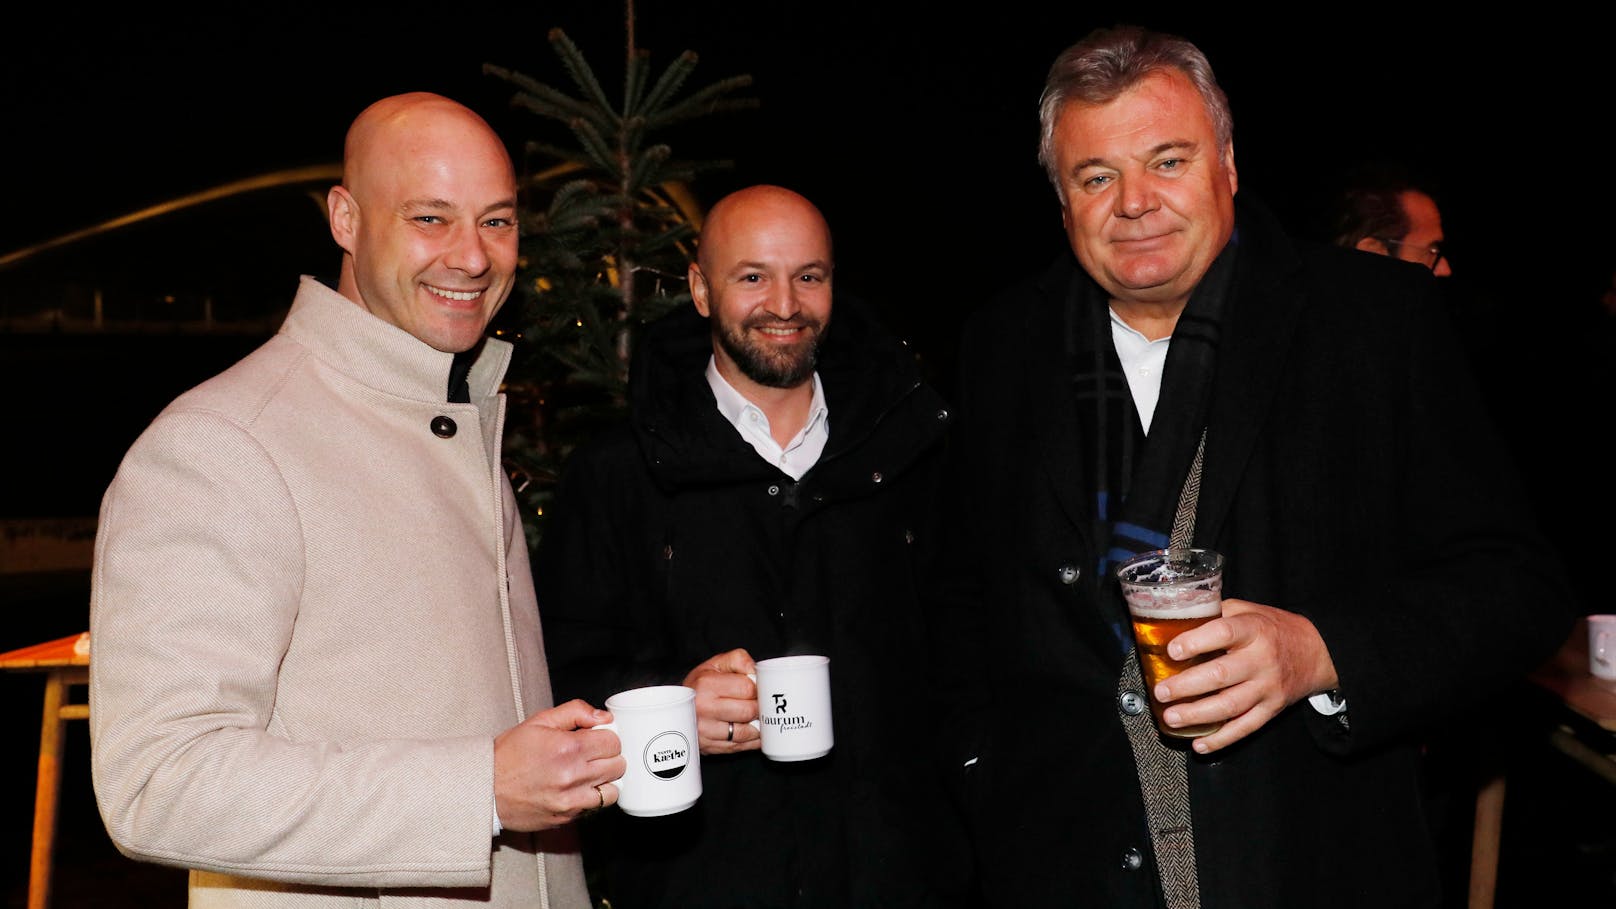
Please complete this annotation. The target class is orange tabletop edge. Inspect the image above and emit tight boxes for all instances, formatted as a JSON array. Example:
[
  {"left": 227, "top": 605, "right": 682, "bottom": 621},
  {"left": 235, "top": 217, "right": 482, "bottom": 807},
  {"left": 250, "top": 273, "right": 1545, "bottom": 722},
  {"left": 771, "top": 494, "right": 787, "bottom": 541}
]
[{"left": 0, "top": 633, "right": 91, "bottom": 670}]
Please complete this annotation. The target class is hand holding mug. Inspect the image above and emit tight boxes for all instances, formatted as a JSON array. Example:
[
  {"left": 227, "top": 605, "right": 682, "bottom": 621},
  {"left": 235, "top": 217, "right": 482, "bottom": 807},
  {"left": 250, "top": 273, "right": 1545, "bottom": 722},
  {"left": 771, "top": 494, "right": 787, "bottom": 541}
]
[
  {"left": 492, "top": 699, "right": 622, "bottom": 831},
  {"left": 681, "top": 648, "right": 762, "bottom": 754},
  {"left": 596, "top": 686, "right": 702, "bottom": 817}
]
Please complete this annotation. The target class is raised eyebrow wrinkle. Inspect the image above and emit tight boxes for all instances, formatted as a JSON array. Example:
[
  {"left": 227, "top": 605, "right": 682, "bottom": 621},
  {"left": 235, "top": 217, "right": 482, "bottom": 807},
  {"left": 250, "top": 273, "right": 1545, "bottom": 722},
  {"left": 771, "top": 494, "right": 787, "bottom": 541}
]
[
  {"left": 1150, "top": 139, "right": 1197, "bottom": 157},
  {"left": 399, "top": 198, "right": 517, "bottom": 217},
  {"left": 481, "top": 197, "right": 518, "bottom": 217}
]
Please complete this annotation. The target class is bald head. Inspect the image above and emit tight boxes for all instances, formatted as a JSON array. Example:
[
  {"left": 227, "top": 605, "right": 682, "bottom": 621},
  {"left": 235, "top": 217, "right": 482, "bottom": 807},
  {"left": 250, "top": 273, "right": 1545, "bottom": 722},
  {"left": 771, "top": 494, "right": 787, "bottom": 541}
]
[
  {"left": 327, "top": 92, "right": 520, "bottom": 352},
  {"left": 695, "top": 184, "right": 833, "bottom": 276},
  {"left": 689, "top": 184, "right": 834, "bottom": 398},
  {"left": 342, "top": 92, "right": 506, "bottom": 189}
]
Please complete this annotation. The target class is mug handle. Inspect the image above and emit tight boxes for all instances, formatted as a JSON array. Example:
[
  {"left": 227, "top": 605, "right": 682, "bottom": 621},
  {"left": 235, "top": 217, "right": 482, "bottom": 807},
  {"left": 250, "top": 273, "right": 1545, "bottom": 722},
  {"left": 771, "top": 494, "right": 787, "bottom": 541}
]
[
  {"left": 595, "top": 721, "right": 625, "bottom": 787},
  {"left": 747, "top": 672, "right": 761, "bottom": 731}
]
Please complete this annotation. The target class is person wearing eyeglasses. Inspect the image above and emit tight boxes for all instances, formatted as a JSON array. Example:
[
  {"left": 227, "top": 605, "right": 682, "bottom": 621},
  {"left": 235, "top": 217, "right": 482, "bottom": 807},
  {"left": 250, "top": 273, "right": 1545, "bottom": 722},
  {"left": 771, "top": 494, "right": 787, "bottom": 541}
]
[{"left": 1328, "top": 162, "right": 1452, "bottom": 276}]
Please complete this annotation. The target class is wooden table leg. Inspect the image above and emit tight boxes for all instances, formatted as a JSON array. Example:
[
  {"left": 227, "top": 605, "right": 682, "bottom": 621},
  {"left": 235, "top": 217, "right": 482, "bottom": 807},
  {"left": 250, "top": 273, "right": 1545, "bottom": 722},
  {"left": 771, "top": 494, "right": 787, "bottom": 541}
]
[
  {"left": 28, "top": 667, "right": 87, "bottom": 909},
  {"left": 29, "top": 669, "right": 68, "bottom": 909},
  {"left": 1468, "top": 771, "right": 1507, "bottom": 909}
]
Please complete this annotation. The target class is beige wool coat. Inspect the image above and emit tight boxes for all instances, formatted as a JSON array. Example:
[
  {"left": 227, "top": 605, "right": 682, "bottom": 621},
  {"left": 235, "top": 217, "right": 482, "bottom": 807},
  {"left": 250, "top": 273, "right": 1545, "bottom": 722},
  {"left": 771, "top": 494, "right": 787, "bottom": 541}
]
[{"left": 89, "top": 276, "right": 591, "bottom": 909}]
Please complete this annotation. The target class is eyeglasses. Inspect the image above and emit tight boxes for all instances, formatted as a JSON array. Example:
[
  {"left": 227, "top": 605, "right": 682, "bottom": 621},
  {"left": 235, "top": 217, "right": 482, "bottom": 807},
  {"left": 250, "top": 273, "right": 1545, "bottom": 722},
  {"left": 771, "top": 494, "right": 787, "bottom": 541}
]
[{"left": 1378, "top": 237, "right": 1447, "bottom": 271}]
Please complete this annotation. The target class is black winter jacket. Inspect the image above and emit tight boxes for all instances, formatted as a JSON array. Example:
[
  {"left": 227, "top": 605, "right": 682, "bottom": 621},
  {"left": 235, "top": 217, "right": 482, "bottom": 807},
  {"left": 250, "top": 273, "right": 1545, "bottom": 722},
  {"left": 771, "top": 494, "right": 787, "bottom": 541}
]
[{"left": 537, "top": 295, "right": 974, "bottom": 908}]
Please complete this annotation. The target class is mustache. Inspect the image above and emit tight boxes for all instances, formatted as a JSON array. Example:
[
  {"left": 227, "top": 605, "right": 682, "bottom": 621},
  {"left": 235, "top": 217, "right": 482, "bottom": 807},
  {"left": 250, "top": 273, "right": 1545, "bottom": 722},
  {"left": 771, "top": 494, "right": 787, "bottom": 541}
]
[{"left": 742, "top": 313, "right": 821, "bottom": 331}]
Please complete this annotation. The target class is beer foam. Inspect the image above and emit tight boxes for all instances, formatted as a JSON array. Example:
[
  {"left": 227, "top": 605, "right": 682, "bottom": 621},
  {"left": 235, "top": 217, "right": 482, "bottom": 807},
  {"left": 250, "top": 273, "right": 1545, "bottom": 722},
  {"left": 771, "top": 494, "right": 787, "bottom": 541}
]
[{"left": 1124, "top": 590, "right": 1221, "bottom": 620}]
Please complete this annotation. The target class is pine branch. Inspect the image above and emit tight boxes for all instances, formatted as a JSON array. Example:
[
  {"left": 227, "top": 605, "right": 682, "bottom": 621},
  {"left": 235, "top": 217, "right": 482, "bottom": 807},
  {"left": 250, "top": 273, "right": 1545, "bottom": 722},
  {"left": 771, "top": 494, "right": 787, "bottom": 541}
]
[
  {"left": 636, "top": 50, "right": 701, "bottom": 115},
  {"left": 647, "top": 76, "right": 759, "bottom": 128},
  {"left": 623, "top": 48, "right": 650, "bottom": 118},
  {"left": 626, "top": 144, "right": 674, "bottom": 196},
  {"left": 546, "top": 29, "right": 619, "bottom": 124},
  {"left": 484, "top": 65, "right": 600, "bottom": 127},
  {"left": 566, "top": 118, "right": 623, "bottom": 176},
  {"left": 488, "top": 17, "right": 755, "bottom": 551}
]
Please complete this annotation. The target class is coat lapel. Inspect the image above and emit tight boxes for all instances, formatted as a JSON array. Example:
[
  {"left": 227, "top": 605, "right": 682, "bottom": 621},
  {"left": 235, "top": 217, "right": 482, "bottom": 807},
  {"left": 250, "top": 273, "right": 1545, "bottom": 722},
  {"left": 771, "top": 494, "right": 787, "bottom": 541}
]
[
  {"left": 1023, "top": 258, "right": 1135, "bottom": 665},
  {"left": 1028, "top": 259, "right": 1094, "bottom": 542},
  {"left": 1196, "top": 213, "right": 1308, "bottom": 547}
]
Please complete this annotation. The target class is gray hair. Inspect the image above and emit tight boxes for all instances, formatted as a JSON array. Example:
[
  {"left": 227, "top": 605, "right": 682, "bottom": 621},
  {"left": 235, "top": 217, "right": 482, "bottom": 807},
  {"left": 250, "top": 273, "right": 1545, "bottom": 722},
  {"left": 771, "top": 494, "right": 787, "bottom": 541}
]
[{"left": 1037, "top": 25, "right": 1234, "bottom": 196}]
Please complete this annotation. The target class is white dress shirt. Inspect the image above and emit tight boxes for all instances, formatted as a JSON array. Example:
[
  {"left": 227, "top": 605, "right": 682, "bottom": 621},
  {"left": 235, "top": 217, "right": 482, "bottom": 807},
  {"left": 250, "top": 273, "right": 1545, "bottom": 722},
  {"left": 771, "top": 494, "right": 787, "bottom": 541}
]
[{"left": 706, "top": 357, "right": 829, "bottom": 480}]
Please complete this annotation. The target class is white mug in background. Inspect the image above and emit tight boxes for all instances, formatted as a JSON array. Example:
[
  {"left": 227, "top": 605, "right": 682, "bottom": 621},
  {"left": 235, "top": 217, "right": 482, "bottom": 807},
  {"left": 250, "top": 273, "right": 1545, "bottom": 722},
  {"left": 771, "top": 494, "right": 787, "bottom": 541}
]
[
  {"left": 598, "top": 685, "right": 702, "bottom": 817},
  {"left": 748, "top": 655, "right": 834, "bottom": 761},
  {"left": 1588, "top": 615, "right": 1616, "bottom": 682}
]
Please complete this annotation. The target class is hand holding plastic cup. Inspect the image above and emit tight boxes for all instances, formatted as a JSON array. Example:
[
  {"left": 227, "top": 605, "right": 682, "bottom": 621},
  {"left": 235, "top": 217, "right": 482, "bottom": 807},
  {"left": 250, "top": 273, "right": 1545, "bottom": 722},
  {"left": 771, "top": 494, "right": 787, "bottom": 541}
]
[{"left": 1115, "top": 548, "right": 1226, "bottom": 739}]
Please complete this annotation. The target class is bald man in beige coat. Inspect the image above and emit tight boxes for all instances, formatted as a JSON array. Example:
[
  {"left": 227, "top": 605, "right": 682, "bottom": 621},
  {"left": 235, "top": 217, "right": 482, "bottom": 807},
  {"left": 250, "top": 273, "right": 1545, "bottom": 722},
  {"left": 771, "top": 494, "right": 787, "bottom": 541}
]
[{"left": 89, "top": 93, "right": 617, "bottom": 908}]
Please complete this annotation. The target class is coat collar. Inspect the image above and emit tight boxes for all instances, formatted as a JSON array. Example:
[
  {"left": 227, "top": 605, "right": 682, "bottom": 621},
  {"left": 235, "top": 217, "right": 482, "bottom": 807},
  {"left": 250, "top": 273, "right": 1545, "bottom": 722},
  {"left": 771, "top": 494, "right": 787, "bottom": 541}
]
[
  {"left": 629, "top": 295, "right": 943, "bottom": 489},
  {"left": 279, "top": 275, "right": 513, "bottom": 404},
  {"left": 1022, "top": 194, "right": 1308, "bottom": 551},
  {"left": 1024, "top": 258, "right": 1094, "bottom": 539},
  {"left": 1192, "top": 197, "right": 1308, "bottom": 547}
]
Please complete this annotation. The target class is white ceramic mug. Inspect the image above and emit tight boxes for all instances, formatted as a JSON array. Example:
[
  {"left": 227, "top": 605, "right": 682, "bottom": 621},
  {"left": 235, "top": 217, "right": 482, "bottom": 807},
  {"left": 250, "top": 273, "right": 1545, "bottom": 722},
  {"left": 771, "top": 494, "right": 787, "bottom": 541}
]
[
  {"left": 749, "top": 655, "right": 834, "bottom": 761},
  {"left": 599, "top": 685, "right": 702, "bottom": 817},
  {"left": 1589, "top": 615, "right": 1616, "bottom": 681}
]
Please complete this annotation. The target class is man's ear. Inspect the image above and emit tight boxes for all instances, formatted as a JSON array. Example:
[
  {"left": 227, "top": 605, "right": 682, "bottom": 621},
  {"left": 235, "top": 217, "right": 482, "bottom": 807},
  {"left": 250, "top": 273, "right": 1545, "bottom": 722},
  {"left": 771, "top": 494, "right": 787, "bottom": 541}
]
[
  {"left": 327, "top": 185, "right": 358, "bottom": 254},
  {"left": 1354, "top": 236, "right": 1390, "bottom": 256},
  {"left": 689, "top": 263, "right": 711, "bottom": 317}
]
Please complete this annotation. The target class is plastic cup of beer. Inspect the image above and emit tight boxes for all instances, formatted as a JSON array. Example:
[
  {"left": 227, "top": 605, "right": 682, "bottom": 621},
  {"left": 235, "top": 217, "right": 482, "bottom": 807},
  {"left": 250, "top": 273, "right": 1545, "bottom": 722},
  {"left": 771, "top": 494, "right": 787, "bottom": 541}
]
[{"left": 1116, "top": 548, "right": 1226, "bottom": 739}]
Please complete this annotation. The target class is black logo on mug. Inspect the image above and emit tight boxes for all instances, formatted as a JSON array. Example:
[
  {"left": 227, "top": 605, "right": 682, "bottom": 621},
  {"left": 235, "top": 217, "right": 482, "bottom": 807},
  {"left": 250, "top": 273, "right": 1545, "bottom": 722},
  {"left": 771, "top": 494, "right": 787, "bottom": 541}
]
[
  {"left": 772, "top": 693, "right": 788, "bottom": 714},
  {"left": 643, "top": 731, "right": 691, "bottom": 780}
]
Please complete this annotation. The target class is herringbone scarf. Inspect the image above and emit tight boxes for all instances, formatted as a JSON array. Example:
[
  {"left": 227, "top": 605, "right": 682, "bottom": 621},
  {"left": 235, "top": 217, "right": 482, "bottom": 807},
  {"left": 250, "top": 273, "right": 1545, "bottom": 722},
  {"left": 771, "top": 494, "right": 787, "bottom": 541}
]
[{"left": 1069, "top": 235, "right": 1238, "bottom": 909}]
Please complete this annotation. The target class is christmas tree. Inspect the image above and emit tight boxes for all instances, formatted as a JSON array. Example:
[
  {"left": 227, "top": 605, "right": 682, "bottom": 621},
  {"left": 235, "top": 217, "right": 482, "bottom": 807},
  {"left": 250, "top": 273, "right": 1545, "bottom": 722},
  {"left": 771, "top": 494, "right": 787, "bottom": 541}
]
[{"left": 484, "top": 15, "right": 756, "bottom": 552}]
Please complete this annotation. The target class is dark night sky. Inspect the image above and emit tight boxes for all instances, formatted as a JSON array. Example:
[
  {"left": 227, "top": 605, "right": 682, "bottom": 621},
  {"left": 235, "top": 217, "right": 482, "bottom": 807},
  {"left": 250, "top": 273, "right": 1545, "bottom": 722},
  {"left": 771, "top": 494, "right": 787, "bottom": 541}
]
[
  {"left": 3, "top": 3, "right": 1611, "bottom": 517},
  {"left": 7, "top": 4, "right": 1609, "bottom": 296}
]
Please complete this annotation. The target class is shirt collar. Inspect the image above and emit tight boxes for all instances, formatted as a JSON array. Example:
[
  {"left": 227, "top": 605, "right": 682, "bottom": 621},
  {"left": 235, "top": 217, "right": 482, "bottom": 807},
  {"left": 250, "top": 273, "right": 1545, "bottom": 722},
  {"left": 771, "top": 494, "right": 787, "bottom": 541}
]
[{"left": 705, "top": 356, "right": 827, "bottom": 435}]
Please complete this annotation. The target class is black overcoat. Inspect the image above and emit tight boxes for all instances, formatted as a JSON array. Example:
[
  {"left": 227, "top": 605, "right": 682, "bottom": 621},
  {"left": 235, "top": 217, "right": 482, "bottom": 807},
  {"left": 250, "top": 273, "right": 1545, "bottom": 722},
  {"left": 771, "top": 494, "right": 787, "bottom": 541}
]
[
  {"left": 537, "top": 296, "right": 974, "bottom": 908},
  {"left": 929, "top": 196, "right": 1579, "bottom": 909}
]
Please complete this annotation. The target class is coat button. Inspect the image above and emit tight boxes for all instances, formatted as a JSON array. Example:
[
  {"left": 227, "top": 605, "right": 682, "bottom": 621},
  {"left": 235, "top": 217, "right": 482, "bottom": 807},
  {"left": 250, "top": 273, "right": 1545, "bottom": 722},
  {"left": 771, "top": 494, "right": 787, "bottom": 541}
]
[
  {"left": 936, "top": 408, "right": 949, "bottom": 422},
  {"left": 1119, "top": 690, "right": 1147, "bottom": 716},
  {"left": 430, "top": 416, "right": 457, "bottom": 438},
  {"left": 767, "top": 484, "right": 781, "bottom": 496},
  {"left": 1057, "top": 564, "right": 1079, "bottom": 585},
  {"left": 1121, "top": 847, "right": 1143, "bottom": 871},
  {"left": 871, "top": 472, "right": 884, "bottom": 484}
]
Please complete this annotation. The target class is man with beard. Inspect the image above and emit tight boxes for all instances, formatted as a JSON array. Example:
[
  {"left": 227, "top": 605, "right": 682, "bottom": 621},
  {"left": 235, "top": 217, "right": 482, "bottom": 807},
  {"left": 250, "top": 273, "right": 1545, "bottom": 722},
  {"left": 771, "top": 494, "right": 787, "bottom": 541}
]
[{"left": 535, "top": 184, "right": 974, "bottom": 907}]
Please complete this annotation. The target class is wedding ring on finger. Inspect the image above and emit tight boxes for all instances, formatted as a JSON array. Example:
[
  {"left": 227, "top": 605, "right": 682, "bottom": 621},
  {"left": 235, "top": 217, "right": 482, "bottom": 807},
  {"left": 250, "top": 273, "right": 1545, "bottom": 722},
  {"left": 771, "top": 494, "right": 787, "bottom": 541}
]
[
  {"left": 726, "top": 722, "right": 735, "bottom": 742},
  {"left": 595, "top": 784, "right": 606, "bottom": 811}
]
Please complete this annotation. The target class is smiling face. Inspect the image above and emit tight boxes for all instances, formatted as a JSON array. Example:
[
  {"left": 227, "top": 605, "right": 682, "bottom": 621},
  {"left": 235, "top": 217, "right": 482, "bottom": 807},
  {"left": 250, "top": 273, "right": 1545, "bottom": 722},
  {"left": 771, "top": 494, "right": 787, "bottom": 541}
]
[
  {"left": 327, "top": 93, "right": 519, "bottom": 353},
  {"left": 1051, "top": 68, "right": 1238, "bottom": 319},
  {"left": 688, "top": 185, "right": 834, "bottom": 394}
]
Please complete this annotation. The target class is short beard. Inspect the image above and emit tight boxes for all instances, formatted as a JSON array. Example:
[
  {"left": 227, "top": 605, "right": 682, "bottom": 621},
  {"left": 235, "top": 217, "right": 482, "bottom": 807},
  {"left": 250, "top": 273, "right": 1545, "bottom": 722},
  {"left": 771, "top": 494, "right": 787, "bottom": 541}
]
[{"left": 715, "top": 314, "right": 826, "bottom": 389}]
